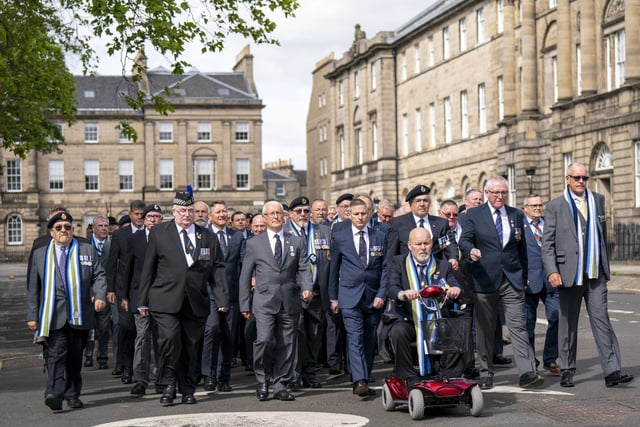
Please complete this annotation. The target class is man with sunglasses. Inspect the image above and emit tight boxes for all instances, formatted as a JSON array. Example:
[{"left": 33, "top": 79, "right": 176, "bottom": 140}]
[
  {"left": 542, "top": 162, "right": 633, "bottom": 388},
  {"left": 27, "top": 212, "right": 107, "bottom": 411}
]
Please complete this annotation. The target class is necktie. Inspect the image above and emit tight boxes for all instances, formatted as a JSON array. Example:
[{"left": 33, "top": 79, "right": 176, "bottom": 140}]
[
  {"left": 274, "top": 234, "right": 283, "bottom": 266},
  {"left": 531, "top": 220, "right": 542, "bottom": 247},
  {"left": 576, "top": 196, "right": 588, "bottom": 219},
  {"left": 182, "top": 229, "right": 195, "bottom": 258},
  {"left": 217, "top": 230, "right": 227, "bottom": 257},
  {"left": 495, "top": 210, "right": 503, "bottom": 246},
  {"left": 418, "top": 218, "right": 425, "bottom": 228},
  {"left": 300, "top": 226, "right": 307, "bottom": 244},
  {"left": 358, "top": 230, "right": 367, "bottom": 267},
  {"left": 418, "top": 265, "right": 426, "bottom": 287},
  {"left": 59, "top": 246, "right": 67, "bottom": 285}
]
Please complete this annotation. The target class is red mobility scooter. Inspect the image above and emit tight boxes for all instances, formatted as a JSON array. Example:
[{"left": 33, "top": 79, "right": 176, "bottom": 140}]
[{"left": 381, "top": 285, "right": 483, "bottom": 420}]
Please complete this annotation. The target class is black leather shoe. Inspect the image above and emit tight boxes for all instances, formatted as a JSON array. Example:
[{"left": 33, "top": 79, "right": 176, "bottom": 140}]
[
  {"left": 155, "top": 384, "right": 164, "bottom": 394},
  {"left": 111, "top": 367, "right": 122, "bottom": 377},
  {"left": 560, "top": 371, "right": 574, "bottom": 387},
  {"left": 203, "top": 376, "right": 217, "bottom": 391},
  {"left": 98, "top": 361, "right": 109, "bottom": 370},
  {"left": 287, "top": 380, "right": 301, "bottom": 391},
  {"left": 463, "top": 367, "right": 480, "bottom": 379},
  {"left": 302, "top": 379, "right": 322, "bottom": 389},
  {"left": 352, "top": 380, "right": 369, "bottom": 397},
  {"left": 493, "top": 355, "right": 513, "bottom": 365},
  {"left": 121, "top": 369, "right": 132, "bottom": 384},
  {"left": 160, "top": 385, "right": 176, "bottom": 406},
  {"left": 217, "top": 383, "right": 232, "bottom": 392},
  {"left": 519, "top": 371, "right": 544, "bottom": 388},
  {"left": 181, "top": 394, "right": 197, "bottom": 404},
  {"left": 84, "top": 358, "right": 93, "bottom": 368},
  {"left": 256, "top": 383, "right": 269, "bottom": 401},
  {"left": 605, "top": 371, "right": 634, "bottom": 387},
  {"left": 273, "top": 390, "right": 295, "bottom": 401},
  {"left": 44, "top": 394, "right": 63, "bottom": 411},
  {"left": 131, "top": 383, "right": 146, "bottom": 396},
  {"left": 328, "top": 368, "right": 343, "bottom": 376},
  {"left": 65, "top": 398, "right": 84, "bottom": 409},
  {"left": 479, "top": 376, "right": 493, "bottom": 390}
]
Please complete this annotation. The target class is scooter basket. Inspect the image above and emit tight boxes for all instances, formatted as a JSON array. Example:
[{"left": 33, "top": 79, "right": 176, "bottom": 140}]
[{"left": 421, "top": 316, "right": 472, "bottom": 355}]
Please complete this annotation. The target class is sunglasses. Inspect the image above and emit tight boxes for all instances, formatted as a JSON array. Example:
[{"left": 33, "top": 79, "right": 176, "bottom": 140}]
[
  {"left": 293, "top": 209, "right": 310, "bottom": 214},
  {"left": 442, "top": 213, "right": 458, "bottom": 218},
  {"left": 568, "top": 175, "right": 589, "bottom": 182},
  {"left": 54, "top": 225, "right": 72, "bottom": 231}
]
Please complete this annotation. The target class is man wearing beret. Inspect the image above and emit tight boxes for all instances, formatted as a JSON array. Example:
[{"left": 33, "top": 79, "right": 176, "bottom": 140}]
[
  {"left": 138, "top": 191, "right": 227, "bottom": 406},
  {"left": 27, "top": 212, "right": 107, "bottom": 411},
  {"left": 387, "top": 184, "right": 459, "bottom": 269},
  {"left": 332, "top": 193, "right": 353, "bottom": 226}
]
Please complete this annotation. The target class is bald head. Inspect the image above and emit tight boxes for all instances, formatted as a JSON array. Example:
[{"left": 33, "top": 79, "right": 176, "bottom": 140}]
[{"left": 408, "top": 227, "right": 433, "bottom": 264}]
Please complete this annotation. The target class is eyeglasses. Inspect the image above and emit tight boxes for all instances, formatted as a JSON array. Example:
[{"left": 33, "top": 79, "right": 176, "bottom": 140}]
[
  {"left": 54, "top": 225, "right": 72, "bottom": 231},
  {"left": 145, "top": 214, "right": 162, "bottom": 220},
  {"left": 441, "top": 212, "right": 458, "bottom": 218},
  {"left": 486, "top": 191, "right": 508, "bottom": 197},
  {"left": 264, "top": 211, "right": 283, "bottom": 217},
  {"left": 292, "top": 209, "right": 310, "bottom": 214},
  {"left": 568, "top": 175, "right": 589, "bottom": 182},
  {"left": 174, "top": 208, "right": 195, "bottom": 216}
]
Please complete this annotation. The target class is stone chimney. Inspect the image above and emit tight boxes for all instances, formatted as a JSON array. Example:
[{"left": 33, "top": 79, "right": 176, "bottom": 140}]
[
  {"left": 233, "top": 45, "right": 257, "bottom": 96},
  {"left": 132, "top": 49, "right": 149, "bottom": 95}
]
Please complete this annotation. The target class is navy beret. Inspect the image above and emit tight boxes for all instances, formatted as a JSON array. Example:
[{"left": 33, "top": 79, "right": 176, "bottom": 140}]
[
  {"left": 118, "top": 215, "right": 131, "bottom": 227},
  {"left": 336, "top": 193, "right": 354, "bottom": 205},
  {"left": 47, "top": 212, "right": 73, "bottom": 229},
  {"left": 143, "top": 204, "right": 162, "bottom": 218},
  {"left": 405, "top": 184, "right": 431, "bottom": 202},
  {"left": 289, "top": 196, "right": 310, "bottom": 210}
]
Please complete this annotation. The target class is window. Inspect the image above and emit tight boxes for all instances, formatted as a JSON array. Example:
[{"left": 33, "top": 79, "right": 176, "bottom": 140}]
[
  {"left": 83, "top": 90, "right": 95, "bottom": 98},
  {"left": 338, "top": 80, "right": 344, "bottom": 106},
  {"left": 118, "top": 127, "right": 132, "bottom": 143},
  {"left": 197, "top": 122, "right": 211, "bottom": 142},
  {"left": 317, "top": 94, "right": 323, "bottom": 108},
  {"left": 84, "top": 123, "right": 98, "bottom": 143},
  {"left": 415, "top": 109, "right": 422, "bottom": 151},
  {"left": 355, "top": 128, "right": 363, "bottom": 164},
  {"left": 235, "top": 122, "right": 249, "bottom": 142},
  {"left": 401, "top": 51, "right": 407, "bottom": 80},
  {"left": 478, "top": 83, "right": 487, "bottom": 133},
  {"left": 118, "top": 160, "right": 134, "bottom": 191},
  {"left": 236, "top": 159, "right": 250, "bottom": 189},
  {"left": 507, "top": 165, "right": 516, "bottom": 203},
  {"left": 442, "top": 27, "right": 450, "bottom": 60},
  {"left": 158, "top": 122, "right": 173, "bottom": 142},
  {"left": 497, "top": 76, "right": 505, "bottom": 121},
  {"left": 459, "top": 18, "right": 467, "bottom": 52},
  {"left": 563, "top": 153, "right": 573, "bottom": 174},
  {"left": 460, "top": 91, "right": 469, "bottom": 139},
  {"left": 429, "top": 102, "right": 436, "bottom": 148},
  {"left": 635, "top": 142, "right": 640, "bottom": 207},
  {"left": 549, "top": 0, "right": 557, "bottom": 8},
  {"left": 497, "top": 0, "right": 504, "bottom": 34},
  {"left": 193, "top": 159, "right": 217, "bottom": 190},
  {"left": 339, "top": 133, "right": 345, "bottom": 169},
  {"left": 49, "top": 160, "right": 64, "bottom": 191},
  {"left": 159, "top": 159, "right": 174, "bottom": 190},
  {"left": 6, "top": 160, "right": 22, "bottom": 192},
  {"left": 276, "top": 183, "right": 285, "bottom": 196},
  {"left": 595, "top": 145, "right": 613, "bottom": 171},
  {"left": 614, "top": 30, "right": 626, "bottom": 88},
  {"left": 552, "top": 56, "right": 558, "bottom": 102},
  {"left": 415, "top": 43, "right": 421, "bottom": 73},
  {"left": 576, "top": 45, "right": 582, "bottom": 96},
  {"left": 371, "top": 61, "right": 377, "bottom": 91},
  {"left": 371, "top": 121, "right": 378, "bottom": 160},
  {"left": 84, "top": 160, "right": 99, "bottom": 191},
  {"left": 476, "top": 8, "right": 485, "bottom": 44},
  {"left": 319, "top": 159, "right": 325, "bottom": 177},
  {"left": 6, "top": 215, "right": 22, "bottom": 245},
  {"left": 354, "top": 70, "right": 360, "bottom": 98},
  {"left": 428, "top": 35, "right": 434, "bottom": 66},
  {"left": 402, "top": 114, "right": 409, "bottom": 155},
  {"left": 444, "top": 97, "right": 451, "bottom": 144}
]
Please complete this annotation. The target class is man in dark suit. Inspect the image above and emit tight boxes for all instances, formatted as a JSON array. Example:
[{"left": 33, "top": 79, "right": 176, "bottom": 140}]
[
  {"left": 138, "top": 191, "right": 227, "bottom": 406},
  {"left": 239, "top": 201, "right": 313, "bottom": 402},
  {"left": 542, "top": 162, "right": 633, "bottom": 388},
  {"left": 106, "top": 199, "right": 145, "bottom": 381},
  {"left": 384, "top": 228, "right": 463, "bottom": 385},
  {"left": 459, "top": 176, "right": 543, "bottom": 390},
  {"left": 521, "top": 194, "right": 560, "bottom": 375},
  {"left": 387, "top": 184, "right": 458, "bottom": 268},
  {"left": 27, "top": 212, "right": 107, "bottom": 411},
  {"left": 118, "top": 204, "right": 163, "bottom": 396},
  {"left": 329, "top": 198, "right": 387, "bottom": 397},
  {"left": 288, "top": 196, "right": 330, "bottom": 389}
]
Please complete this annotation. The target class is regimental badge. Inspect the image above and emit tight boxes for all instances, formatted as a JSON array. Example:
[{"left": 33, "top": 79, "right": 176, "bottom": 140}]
[
  {"left": 438, "top": 235, "right": 450, "bottom": 249},
  {"left": 370, "top": 245, "right": 383, "bottom": 257},
  {"left": 289, "top": 245, "right": 296, "bottom": 257},
  {"left": 308, "top": 253, "right": 318, "bottom": 264}
]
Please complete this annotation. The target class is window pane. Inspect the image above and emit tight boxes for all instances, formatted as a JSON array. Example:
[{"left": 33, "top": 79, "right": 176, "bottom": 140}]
[
  {"left": 84, "top": 160, "right": 99, "bottom": 191},
  {"left": 7, "top": 215, "right": 23, "bottom": 244},
  {"left": 159, "top": 122, "right": 173, "bottom": 142},
  {"left": 119, "top": 160, "right": 133, "bottom": 191},
  {"left": 235, "top": 122, "right": 249, "bottom": 141},
  {"left": 197, "top": 122, "right": 211, "bottom": 142},
  {"left": 84, "top": 123, "right": 98, "bottom": 142},
  {"left": 159, "top": 159, "right": 173, "bottom": 190},
  {"left": 236, "top": 159, "right": 249, "bottom": 189},
  {"left": 6, "top": 160, "right": 22, "bottom": 192},
  {"left": 49, "top": 160, "right": 64, "bottom": 191}
]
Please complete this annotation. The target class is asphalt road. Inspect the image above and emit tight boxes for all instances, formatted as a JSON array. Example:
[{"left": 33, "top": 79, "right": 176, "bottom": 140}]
[{"left": 1, "top": 263, "right": 639, "bottom": 426}]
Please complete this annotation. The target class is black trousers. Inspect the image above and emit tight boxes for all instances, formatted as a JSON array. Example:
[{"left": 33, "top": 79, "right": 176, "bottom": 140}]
[
  {"left": 43, "top": 324, "right": 89, "bottom": 400},
  {"left": 151, "top": 300, "right": 206, "bottom": 395},
  {"left": 296, "top": 294, "right": 324, "bottom": 381}
]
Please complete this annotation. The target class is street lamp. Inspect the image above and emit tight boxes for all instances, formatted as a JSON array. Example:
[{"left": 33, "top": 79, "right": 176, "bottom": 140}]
[{"left": 526, "top": 167, "right": 536, "bottom": 193}]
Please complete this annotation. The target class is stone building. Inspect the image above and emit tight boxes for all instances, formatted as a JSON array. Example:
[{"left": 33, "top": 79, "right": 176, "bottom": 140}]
[
  {"left": 1, "top": 46, "right": 265, "bottom": 261},
  {"left": 263, "top": 159, "right": 307, "bottom": 205},
  {"left": 306, "top": 0, "right": 640, "bottom": 259}
]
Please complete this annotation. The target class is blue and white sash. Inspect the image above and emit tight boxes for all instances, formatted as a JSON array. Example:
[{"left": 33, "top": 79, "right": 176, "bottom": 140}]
[
  {"left": 290, "top": 222, "right": 317, "bottom": 283},
  {"left": 564, "top": 187, "right": 599, "bottom": 286},
  {"left": 406, "top": 255, "right": 436, "bottom": 376}
]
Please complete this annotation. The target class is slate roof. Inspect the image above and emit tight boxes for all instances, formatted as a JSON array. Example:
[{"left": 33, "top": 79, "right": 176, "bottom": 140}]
[
  {"left": 391, "top": 0, "right": 467, "bottom": 42},
  {"left": 263, "top": 169, "right": 297, "bottom": 182}
]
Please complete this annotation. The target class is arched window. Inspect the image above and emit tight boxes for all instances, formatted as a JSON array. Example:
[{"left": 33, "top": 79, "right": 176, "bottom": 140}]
[
  {"left": 7, "top": 214, "right": 23, "bottom": 245},
  {"left": 444, "top": 179, "right": 455, "bottom": 199},
  {"left": 594, "top": 144, "right": 613, "bottom": 171}
]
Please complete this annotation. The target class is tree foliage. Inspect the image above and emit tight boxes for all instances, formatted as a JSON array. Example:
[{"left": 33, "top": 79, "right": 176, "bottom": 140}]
[{"left": 0, "top": 0, "right": 299, "bottom": 157}]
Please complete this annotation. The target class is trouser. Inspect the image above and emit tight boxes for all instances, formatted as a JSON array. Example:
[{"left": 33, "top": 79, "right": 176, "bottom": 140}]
[
  {"left": 295, "top": 295, "right": 324, "bottom": 382},
  {"left": 133, "top": 313, "right": 152, "bottom": 386},
  {"left": 44, "top": 324, "right": 88, "bottom": 400}
]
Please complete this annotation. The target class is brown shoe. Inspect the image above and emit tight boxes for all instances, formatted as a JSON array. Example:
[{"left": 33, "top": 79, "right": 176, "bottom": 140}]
[{"left": 543, "top": 362, "right": 561, "bottom": 375}]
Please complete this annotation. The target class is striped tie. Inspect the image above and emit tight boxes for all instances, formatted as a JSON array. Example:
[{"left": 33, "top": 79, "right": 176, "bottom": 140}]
[
  {"left": 495, "top": 210, "right": 503, "bottom": 246},
  {"left": 531, "top": 220, "right": 542, "bottom": 247}
]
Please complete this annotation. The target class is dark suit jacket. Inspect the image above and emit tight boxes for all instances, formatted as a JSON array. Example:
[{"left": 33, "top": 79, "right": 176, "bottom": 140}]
[
  {"left": 224, "top": 230, "right": 243, "bottom": 304},
  {"left": 328, "top": 224, "right": 388, "bottom": 309},
  {"left": 27, "top": 235, "right": 89, "bottom": 290},
  {"left": 106, "top": 225, "right": 138, "bottom": 294},
  {"left": 117, "top": 229, "right": 148, "bottom": 312},
  {"left": 523, "top": 217, "right": 551, "bottom": 294},
  {"left": 27, "top": 238, "right": 106, "bottom": 330},
  {"left": 458, "top": 204, "right": 528, "bottom": 293},
  {"left": 387, "top": 213, "right": 458, "bottom": 263},
  {"left": 138, "top": 221, "right": 227, "bottom": 318},
  {"left": 238, "top": 229, "right": 313, "bottom": 315},
  {"left": 541, "top": 191, "right": 610, "bottom": 286}
]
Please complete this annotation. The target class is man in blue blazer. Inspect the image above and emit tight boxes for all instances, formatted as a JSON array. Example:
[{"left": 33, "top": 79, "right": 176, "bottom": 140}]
[
  {"left": 329, "top": 199, "right": 387, "bottom": 397},
  {"left": 459, "top": 176, "right": 542, "bottom": 390},
  {"left": 521, "top": 194, "right": 559, "bottom": 375}
]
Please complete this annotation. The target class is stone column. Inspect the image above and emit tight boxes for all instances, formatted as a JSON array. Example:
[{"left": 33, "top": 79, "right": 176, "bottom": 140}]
[
  {"left": 580, "top": 0, "right": 596, "bottom": 94},
  {"left": 521, "top": 0, "right": 537, "bottom": 111},
  {"left": 502, "top": 0, "right": 516, "bottom": 118},
  {"left": 557, "top": 0, "right": 572, "bottom": 101}
]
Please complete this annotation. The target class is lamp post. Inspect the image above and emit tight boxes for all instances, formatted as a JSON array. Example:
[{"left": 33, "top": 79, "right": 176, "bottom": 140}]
[{"left": 526, "top": 167, "right": 536, "bottom": 193}]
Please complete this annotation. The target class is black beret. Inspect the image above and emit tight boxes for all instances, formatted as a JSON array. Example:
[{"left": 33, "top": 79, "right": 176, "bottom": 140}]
[
  {"left": 405, "top": 184, "right": 431, "bottom": 202},
  {"left": 289, "top": 196, "right": 310, "bottom": 210},
  {"left": 118, "top": 215, "right": 131, "bottom": 227},
  {"left": 281, "top": 203, "right": 290, "bottom": 211},
  {"left": 47, "top": 212, "right": 73, "bottom": 229},
  {"left": 108, "top": 216, "right": 118, "bottom": 226},
  {"left": 336, "top": 193, "right": 354, "bottom": 205},
  {"left": 143, "top": 204, "right": 162, "bottom": 218},
  {"left": 173, "top": 191, "right": 194, "bottom": 206},
  {"left": 458, "top": 204, "right": 467, "bottom": 214}
]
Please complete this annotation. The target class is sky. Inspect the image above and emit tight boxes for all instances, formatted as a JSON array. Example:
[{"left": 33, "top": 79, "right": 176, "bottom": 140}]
[{"left": 68, "top": 0, "right": 436, "bottom": 170}]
